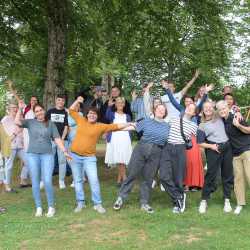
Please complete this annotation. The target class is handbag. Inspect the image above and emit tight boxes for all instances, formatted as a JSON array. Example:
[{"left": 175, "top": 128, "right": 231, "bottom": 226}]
[{"left": 180, "top": 117, "right": 193, "bottom": 150}]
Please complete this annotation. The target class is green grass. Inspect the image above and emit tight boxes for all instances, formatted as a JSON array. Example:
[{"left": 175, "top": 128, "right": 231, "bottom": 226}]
[{"left": 1, "top": 153, "right": 250, "bottom": 250}]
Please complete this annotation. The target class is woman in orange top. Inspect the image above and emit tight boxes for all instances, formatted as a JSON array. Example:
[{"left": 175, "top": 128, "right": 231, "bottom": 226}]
[{"left": 69, "top": 96, "right": 132, "bottom": 214}]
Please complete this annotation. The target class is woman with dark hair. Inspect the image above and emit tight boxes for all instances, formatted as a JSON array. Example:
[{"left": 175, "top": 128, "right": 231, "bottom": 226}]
[
  {"left": 69, "top": 96, "right": 132, "bottom": 214},
  {"left": 105, "top": 97, "right": 132, "bottom": 186},
  {"left": 163, "top": 84, "right": 213, "bottom": 192},
  {"left": 224, "top": 93, "right": 240, "bottom": 114},
  {"left": 15, "top": 101, "right": 69, "bottom": 217}
]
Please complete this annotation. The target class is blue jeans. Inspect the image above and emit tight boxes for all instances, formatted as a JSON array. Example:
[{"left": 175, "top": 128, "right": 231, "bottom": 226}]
[
  {"left": 27, "top": 153, "right": 55, "bottom": 208},
  {"left": 52, "top": 141, "right": 68, "bottom": 182},
  {"left": 70, "top": 153, "right": 102, "bottom": 205},
  {"left": 4, "top": 148, "right": 28, "bottom": 185}
]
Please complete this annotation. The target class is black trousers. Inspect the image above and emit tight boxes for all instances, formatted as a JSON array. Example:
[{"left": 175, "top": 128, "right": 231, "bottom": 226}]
[
  {"left": 159, "top": 143, "right": 186, "bottom": 205},
  {"left": 201, "top": 141, "right": 234, "bottom": 200},
  {"left": 118, "top": 142, "right": 162, "bottom": 205}
]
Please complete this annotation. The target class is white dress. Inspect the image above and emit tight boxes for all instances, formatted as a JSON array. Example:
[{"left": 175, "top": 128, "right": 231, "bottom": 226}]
[{"left": 105, "top": 113, "right": 132, "bottom": 166}]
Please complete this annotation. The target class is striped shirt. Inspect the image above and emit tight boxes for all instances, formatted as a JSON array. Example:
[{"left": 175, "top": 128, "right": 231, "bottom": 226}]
[
  {"left": 136, "top": 118, "right": 170, "bottom": 146},
  {"left": 168, "top": 117, "right": 198, "bottom": 144}
]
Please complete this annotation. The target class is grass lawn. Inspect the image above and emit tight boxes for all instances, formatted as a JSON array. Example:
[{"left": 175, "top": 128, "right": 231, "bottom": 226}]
[{"left": 1, "top": 147, "right": 250, "bottom": 250}]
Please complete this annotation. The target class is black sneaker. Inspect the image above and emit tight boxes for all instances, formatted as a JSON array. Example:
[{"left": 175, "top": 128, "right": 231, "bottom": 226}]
[
  {"left": 113, "top": 197, "right": 123, "bottom": 210},
  {"left": 177, "top": 193, "right": 186, "bottom": 213}
]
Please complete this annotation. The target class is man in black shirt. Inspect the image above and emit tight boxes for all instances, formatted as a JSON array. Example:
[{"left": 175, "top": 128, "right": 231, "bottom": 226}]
[
  {"left": 46, "top": 95, "right": 69, "bottom": 189},
  {"left": 217, "top": 100, "right": 250, "bottom": 215}
]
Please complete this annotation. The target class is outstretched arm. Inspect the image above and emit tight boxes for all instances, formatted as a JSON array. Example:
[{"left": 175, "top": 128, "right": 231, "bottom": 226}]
[
  {"left": 181, "top": 69, "right": 200, "bottom": 96},
  {"left": 15, "top": 100, "right": 25, "bottom": 126},
  {"left": 5, "top": 80, "right": 22, "bottom": 103}
]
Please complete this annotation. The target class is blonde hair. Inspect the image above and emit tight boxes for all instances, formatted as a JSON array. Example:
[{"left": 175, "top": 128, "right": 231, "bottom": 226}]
[
  {"left": 115, "top": 96, "right": 125, "bottom": 104},
  {"left": 201, "top": 100, "right": 218, "bottom": 123},
  {"left": 216, "top": 100, "right": 228, "bottom": 110}
]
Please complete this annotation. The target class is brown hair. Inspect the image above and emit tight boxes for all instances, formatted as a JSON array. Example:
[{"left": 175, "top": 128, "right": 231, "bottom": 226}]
[
  {"left": 86, "top": 107, "right": 99, "bottom": 119},
  {"left": 33, "top": 104, "right": 49, "bottom": 127},
  {"left": 153, "top": 104, "right": 168, "bottom": 119}
]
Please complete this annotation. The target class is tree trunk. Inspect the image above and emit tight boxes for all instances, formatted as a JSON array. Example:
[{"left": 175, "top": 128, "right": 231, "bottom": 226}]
[
  {"left": 43, "top": 0, "right": 67, "bottom": 109},
  {"left": 101, "top": 73, "right": 114, "bottom": 94}
]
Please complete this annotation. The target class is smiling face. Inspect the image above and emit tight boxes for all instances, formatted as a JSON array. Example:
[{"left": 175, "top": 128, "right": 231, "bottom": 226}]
[
  {"left": 216, "top": 101, "right": 230, "bottom": 119},
  {"left": 8, "top": 104, "right": 18, "bottom": 117},
  {"left": 224, "top": 94, "right": 234, "bottom": 109},
  {"left": 202, "top": 102, "right": 214, "bottom": 118},
  {"left": 87, "top": 110, "right": 98, "bottom": 123},
  {"left": 34, "top": 105, "right": 46, "bottom": 121},
  {"left": 184, "top": 97, "right": 194, "bottom": 108},
  {"left": 30, "top": 96, "right": 38, "bottom": 108},
  {"left": 111, "top": 87, "right": 120, "bottom": 98},
  {"left": 153, "top": 98, "right": 162, "bottom": 108},
  {"left": 115, "top": 98, "right": 125, "bottom": 112},
  {"left": 154, "top": 104, "right": 167, "bottom": 119},
  {"left": 185, "top": 103, "right": 196, "bottom": 117},
  {"left": 55, "top": 97, "right": 65, "bottom": 110}
]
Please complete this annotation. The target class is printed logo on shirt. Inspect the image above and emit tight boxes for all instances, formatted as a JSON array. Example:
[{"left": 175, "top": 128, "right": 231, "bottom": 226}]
[{"left": 51, "top": 113, "right": 65, "bottom": 123}]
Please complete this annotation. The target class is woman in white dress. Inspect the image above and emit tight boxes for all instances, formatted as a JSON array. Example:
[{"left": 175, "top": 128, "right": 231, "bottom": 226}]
[{"left": 105, "top": 97, "right": 132, "bottom": 186}]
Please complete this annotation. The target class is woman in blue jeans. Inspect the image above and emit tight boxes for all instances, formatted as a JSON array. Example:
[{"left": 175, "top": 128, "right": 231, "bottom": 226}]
[{"left": 15, "top": 101, "right": 70, "bottom": 217}]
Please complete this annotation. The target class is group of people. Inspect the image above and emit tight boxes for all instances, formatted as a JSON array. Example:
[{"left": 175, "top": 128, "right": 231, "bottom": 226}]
[{"left": 0, "top": 72, "right": 249, "bottom": 217}]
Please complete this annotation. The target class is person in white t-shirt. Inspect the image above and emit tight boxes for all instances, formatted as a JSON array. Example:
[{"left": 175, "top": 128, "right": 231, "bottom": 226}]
[{"left": 161, "top": 69, "right": 200, "bottom": 119}]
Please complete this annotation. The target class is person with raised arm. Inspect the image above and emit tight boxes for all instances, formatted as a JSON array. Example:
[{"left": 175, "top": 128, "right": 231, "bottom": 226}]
[
  {"left": 15, "top": 101, "right": 70, "bottom": 217},
  {"left": 160, "top": 69, "right": 200, "bottom": 119},
  {"left": 113, "top": 103, "right": 170, "bottom": 214},
  {"left": 68, "top": 96, "right": 132, "bottom": 214}
]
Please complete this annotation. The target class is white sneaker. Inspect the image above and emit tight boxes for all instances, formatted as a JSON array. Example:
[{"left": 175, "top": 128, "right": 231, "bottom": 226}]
[
  {"left": 234, "top": 205, "right": 243, "bottom": 215},
  {"left": 172, "top": 206, "right": 180, "bottom": 214},
  {"left": 141, "top": 204, "right": 154, "bottom": 214},
  {"left": 70, "top": 182, "right": 75, "bottom": 188},
  {"left": 160, "top": 184, "right": 165, "bottom": 192},
  {"left": 74, "top": 203, "right": 86, "bottom": 213},
  {"left": 152, "top": 180, "right": 157, "bottom": 189},
  {"left": 199, "top": 200, "right": 207, "bottom": 214},
  {"left": 93, "top": 204, "right": 106, "bottom": 214},
  {"left": 40, "top": 181, "right": 44, "bottom": 190},
  {"left": 59, "top": 180, "right": 66, "bottom": 189},
  {"left": 35, "top": 207, "right": 43, "bottom": 217},
  {"left": 46, "top": 207, "right": 56, "bottom": 217},
  {"left": 224, "top": 199, "right": 232, "bottom": 213}
]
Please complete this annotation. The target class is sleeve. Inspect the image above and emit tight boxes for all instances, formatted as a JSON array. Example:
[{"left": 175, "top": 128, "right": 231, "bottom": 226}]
[
  {"left": 135, "top": 119, "right": 145, "bottom": 133},
  {"left": 166, "top": 89, "right": 183, "bottom": 112},
  {"left": 176, "top": 91, "right": 183, "bottom": 101},
  {"left": 196, "top": 94, "right": 207, "bottom": 113},
  {"left": 100, "top": 123, "right": 119, "bottom": 133},
  {"left": 50, "top": 122, "right": 60, "bottom": 139},
  {"left": 20, "top": 119, "right": 29, "bottom": 128},
  {"left": 143, "top": 92, "right": 152, "bottom": 117},
  {"left": 105, "top": 106, "right": 114, "bottom": 122},
  {"left": 197, "top": 129, "right": 207, "bottom": 144},
  {"left": 69, "top": 109, "right": 82, "bottom": 124},
  {"left": 131, "top": 99, "right": 139, "bottom": 113},
  {"left": 64, "top": 111, "right": 68, "bottom": 126}
]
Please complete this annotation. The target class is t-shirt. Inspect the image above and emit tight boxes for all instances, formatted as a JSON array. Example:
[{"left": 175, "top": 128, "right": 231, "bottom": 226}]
[
  {"left": 223, "top": 113, "right": 250, "bottom": 156},
  {"left": 197, "top": 118, "right": 228, "bottom": 144},
  {"left": 21, "top": 119, "right": 60, "bottom": 154},
  {"left": 161, "top": 91, "right": 183, "bottom": 119},
  {"left": 46, "top": 108, "right": 68, "bottom": 138},
  {"left": 168, "top": 117, "right": 197, "bottom": 144},
  {"left": 136, "top": 118, "right": 170, "bottom": 146},
  {"left": 69, "top": 109, "right": 119, "bottom": 156}
]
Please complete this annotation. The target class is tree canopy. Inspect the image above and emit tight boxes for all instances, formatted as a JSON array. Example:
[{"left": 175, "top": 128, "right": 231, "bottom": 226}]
[{"left": 0, "top": 0, "right": 249, "bottom": 111}]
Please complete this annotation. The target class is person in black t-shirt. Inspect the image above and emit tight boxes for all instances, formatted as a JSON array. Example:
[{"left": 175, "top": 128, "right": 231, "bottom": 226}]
[
  {"left": 46, "top": 95, "right": 69, "bottom": 189},
  {"left": 217, "top": 100, "right": 250, "bottom": 215}
]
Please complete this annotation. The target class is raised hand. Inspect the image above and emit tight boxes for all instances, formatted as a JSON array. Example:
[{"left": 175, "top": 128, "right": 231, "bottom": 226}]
[
  {"left": 77, "top": 96, "right": 84, "bottom": 103},
  {"left": 108, "top": 97, "right": 115, "bottom": 106},
  {"left": 194, "top": 69, "right": 200, "bottom": 79},
  {"left": 161, "top": 80, "right": 169, "bottom": 89},
  {"left": 205, "top": 84, "right": 214, "bottom": 93},
  {"left": 18, "top": 100, "right": 26, "bottom": 109}
]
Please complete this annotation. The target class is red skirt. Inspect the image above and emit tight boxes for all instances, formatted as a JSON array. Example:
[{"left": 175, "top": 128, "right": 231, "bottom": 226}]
[{"left": 184, "top": 135, "right": 204, "bottom": 188}]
